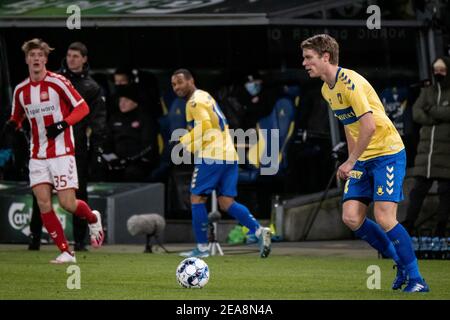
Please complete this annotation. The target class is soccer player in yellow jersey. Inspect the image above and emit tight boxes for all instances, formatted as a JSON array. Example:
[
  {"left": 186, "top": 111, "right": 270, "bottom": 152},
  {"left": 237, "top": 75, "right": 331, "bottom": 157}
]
[
  {"left": 301, "top": 34, "right": 429, "bottom": 292},
  {"left": 171, "top": 69, "right": 271, "bottom": 258}
]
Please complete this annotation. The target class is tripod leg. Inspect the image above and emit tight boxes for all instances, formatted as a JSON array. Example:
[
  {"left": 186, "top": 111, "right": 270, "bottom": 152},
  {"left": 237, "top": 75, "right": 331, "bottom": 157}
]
[
  {"left": 302, "top": 165, "right": 339, "bottom": 240},
  {"left": 155, "top": 236, "right": 170, "bottom": 253},
  {"left": 144, "top": 234, "right": 153, "bottom": 253},
  {"left": 216, "top": 242, "right": 224, "bottom": 256},
  {"left": 208, "top": 222, "right": 217, "bottom": 255}
]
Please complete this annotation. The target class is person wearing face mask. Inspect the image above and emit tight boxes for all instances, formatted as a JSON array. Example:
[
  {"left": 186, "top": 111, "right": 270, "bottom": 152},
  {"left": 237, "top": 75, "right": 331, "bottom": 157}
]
[
  {"left": 237, "top": 71, "right": 279, "bottom": 131},
  {"left": 402, "top": 56, "right": 450, "bottom": 242}
]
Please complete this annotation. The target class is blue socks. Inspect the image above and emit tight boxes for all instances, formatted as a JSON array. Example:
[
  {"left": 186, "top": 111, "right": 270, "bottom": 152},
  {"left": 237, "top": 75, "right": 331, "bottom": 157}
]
[
  {"left": 191, "top": 201, "right": 260, "bottom": 245},
  {"left": 355, "top": 219, "right": 423, "bottom": 280},
  {"left": 354, "top": 218, "right": 402, "bottom": 266},
  {"left": 191, "top": 203, "right": 209, "bottom": 244},
  {"left": 227, "top": 202, "right": 260, "bottom": 234},
  {"left": 387, "top": 223, "right": 423, "bottom": 280}
]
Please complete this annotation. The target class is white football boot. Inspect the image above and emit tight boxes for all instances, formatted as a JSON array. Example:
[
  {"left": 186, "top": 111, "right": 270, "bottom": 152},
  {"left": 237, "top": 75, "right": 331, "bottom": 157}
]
[
  {"left": 89, "top": 210, "right": 105, "bottom": 248},
  {"left": 50, "top": 251, "right": 77, "bottom": 264}
]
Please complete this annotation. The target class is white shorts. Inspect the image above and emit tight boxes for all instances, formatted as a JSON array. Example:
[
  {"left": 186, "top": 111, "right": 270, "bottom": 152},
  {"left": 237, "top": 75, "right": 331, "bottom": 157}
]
[{"left": 29, "top": 155, "right": 79, "bottom": 191}]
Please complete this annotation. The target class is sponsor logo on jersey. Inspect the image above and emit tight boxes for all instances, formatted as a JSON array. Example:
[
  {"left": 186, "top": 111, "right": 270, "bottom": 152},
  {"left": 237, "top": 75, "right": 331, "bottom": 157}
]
[{"left": 334, "top": 106, "right": 357, "bottom": 125}]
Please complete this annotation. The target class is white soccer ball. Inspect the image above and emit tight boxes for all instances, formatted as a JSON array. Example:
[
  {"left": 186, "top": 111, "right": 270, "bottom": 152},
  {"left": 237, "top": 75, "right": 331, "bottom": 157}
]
[{"left": 176, "top": 257, "right": 210, "bottom": 289}]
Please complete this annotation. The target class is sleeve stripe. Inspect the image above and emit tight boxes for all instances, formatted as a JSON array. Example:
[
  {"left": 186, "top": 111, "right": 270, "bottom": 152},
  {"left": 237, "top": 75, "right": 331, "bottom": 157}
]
[{"left": 73, "top": 99, "right": 85, "bottom": 108}]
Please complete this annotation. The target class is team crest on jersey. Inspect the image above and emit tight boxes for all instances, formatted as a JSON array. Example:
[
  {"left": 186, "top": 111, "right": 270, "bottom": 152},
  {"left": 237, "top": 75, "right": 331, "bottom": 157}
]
[
  {"left": 40, "top": 91, "right": 49, "bottom": 100},
  {"left": 376, "top": 186, "right": 384, "bottom": 196},
  {"left": 131, "top": 121, "right": 140, "bottom": 128},
  {"left": 337, "top": 93, "right": 343, "bottom": 104}
]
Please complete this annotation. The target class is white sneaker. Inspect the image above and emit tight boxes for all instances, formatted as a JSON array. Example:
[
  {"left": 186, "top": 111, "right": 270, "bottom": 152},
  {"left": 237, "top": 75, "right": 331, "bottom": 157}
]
[
  {"left": 89, "top": 210, "right": 104, "bottom": 248},
  {"left": 50, "top": 251, "right": 76, "bottom": 264}
]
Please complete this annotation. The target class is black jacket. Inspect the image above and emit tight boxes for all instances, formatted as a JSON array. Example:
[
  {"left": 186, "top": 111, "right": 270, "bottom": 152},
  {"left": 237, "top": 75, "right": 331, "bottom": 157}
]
[
  {"left": 105, "top": 107, "right": 158, "bottom": 166},
  {"left": 234, "top": 84, "right": 279, "bottom": 130},
  {"left": 59, "top": 59, "right": 108, "bottom": 155},
  {"left": 412, "top": 56, "right": 450, "bottom": 179}
]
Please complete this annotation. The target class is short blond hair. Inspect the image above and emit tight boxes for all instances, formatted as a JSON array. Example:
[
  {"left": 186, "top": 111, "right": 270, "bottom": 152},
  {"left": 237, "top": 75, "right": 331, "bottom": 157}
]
[
  {"left": 301, "top": 34, "right": 339, "bottom": 65},
  {"left": 21, "top": 38, "right": 54, "bottom": 57}
]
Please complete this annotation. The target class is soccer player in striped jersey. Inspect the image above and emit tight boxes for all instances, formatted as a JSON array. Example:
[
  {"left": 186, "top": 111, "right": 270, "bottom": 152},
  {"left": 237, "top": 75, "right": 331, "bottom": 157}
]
[
  {"left": 6, "top": 39, "right": 104, "bottom": 263},
  {"left": 301, "top": 34, "right": 429, "bottom": 292},
  {"left": 171, "top": 69, "right": 272, "bottom": 258}
]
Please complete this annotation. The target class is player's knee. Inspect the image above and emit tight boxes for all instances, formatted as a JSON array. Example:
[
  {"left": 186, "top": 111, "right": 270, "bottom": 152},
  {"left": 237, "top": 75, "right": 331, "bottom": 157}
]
[
  {"left": 59, "top": 198, "right": 77, "bottom": 213},
  {"left": 191, "top": 194, "right": 207, "bottom": 204},
  {"left": 218, "top": 198, "right": 233, "bottom": 212},
  {"left": 374, "top": 203, "right": 397, "bottom": 230},
  {"left": 36, "top": 199, "right": 52, "bottom": 213},
  {"left": 342, "top": 212, "right": 362, "bottom": 230},
  {"left": 374, "top": 211, "right": 397, "bottom": 231}
]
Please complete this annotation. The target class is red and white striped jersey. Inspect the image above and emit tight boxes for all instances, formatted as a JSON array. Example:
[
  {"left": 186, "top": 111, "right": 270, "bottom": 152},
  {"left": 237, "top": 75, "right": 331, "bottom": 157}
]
[{"left": 11, "top": 71, "right": 86, "bottom": 159}]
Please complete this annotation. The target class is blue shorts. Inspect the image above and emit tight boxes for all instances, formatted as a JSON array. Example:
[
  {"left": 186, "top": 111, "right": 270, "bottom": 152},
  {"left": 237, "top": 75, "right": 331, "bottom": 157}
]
[
  {"left": 190, "top": 161, "right": 238, "bottom": 197},
  {"left": 343, "top": 150, "right": 406, "bottom": 203}
]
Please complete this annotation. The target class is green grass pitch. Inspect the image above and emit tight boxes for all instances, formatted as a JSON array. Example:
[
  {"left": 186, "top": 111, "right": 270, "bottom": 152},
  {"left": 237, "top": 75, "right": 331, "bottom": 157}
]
[{"left": 1, "top": 246, "right": 449, "bottom": 300}]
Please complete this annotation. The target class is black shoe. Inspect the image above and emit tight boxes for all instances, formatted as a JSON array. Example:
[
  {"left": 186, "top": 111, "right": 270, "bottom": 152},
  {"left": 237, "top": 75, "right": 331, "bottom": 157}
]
[
  {"left": 28, "top": 234, "right": 41, "bottom": 251},
  {"left": 74, "top": 243, "right": 88, "bottom": 252}
]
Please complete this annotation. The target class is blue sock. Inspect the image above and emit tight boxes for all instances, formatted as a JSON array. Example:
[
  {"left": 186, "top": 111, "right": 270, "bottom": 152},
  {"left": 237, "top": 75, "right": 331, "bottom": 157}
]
[
  {"left": 387, "top": 223, "right": 423, "bottom": 280},
  {"left": 354, "top": 218, "right": 402, "bottom": 266},
  {"left": 227, "top": 202, "right": 260, "bottom": 234},
  {"left": 191, "top": 203, "right": 208, "bottom": 244}
]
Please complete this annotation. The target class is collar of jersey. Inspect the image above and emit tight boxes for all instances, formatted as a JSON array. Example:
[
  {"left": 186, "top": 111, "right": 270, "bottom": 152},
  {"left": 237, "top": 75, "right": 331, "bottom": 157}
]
[
  {"left": 328, "top": 66, "right": 342, "bottom": 90},
  {"left": 29, "top": 71, "right": 49, "bottom": 86}
]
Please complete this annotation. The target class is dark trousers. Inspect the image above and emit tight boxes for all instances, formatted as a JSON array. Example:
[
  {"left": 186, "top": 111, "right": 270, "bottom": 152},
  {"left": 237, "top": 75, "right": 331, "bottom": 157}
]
[
  {"left": 29, "top": 153, "right": 89, "bottom": 247},
  {"left": 403, "top": 176, "right": 450, "bottom": 237}
]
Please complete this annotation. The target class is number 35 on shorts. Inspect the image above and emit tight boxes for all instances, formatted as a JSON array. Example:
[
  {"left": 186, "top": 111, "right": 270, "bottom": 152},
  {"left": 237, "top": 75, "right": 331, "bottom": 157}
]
[{"left": 53, "top": 175, "right": 68, "bottom": 189}]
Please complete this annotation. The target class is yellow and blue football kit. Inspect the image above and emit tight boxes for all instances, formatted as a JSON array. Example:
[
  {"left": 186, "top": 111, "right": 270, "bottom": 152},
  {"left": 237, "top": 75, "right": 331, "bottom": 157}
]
[
  {"left": 180, "top": 89, "right": 238, "bottom": 196},
  {"left": 178, "top": 89, "right": 268, "bottom": 258},
  {"left": 323, "top": 67, "right": 429, "bottom": 291},
  {"left": 322, "top": 67, "right": 406, "bottom": 203}
]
